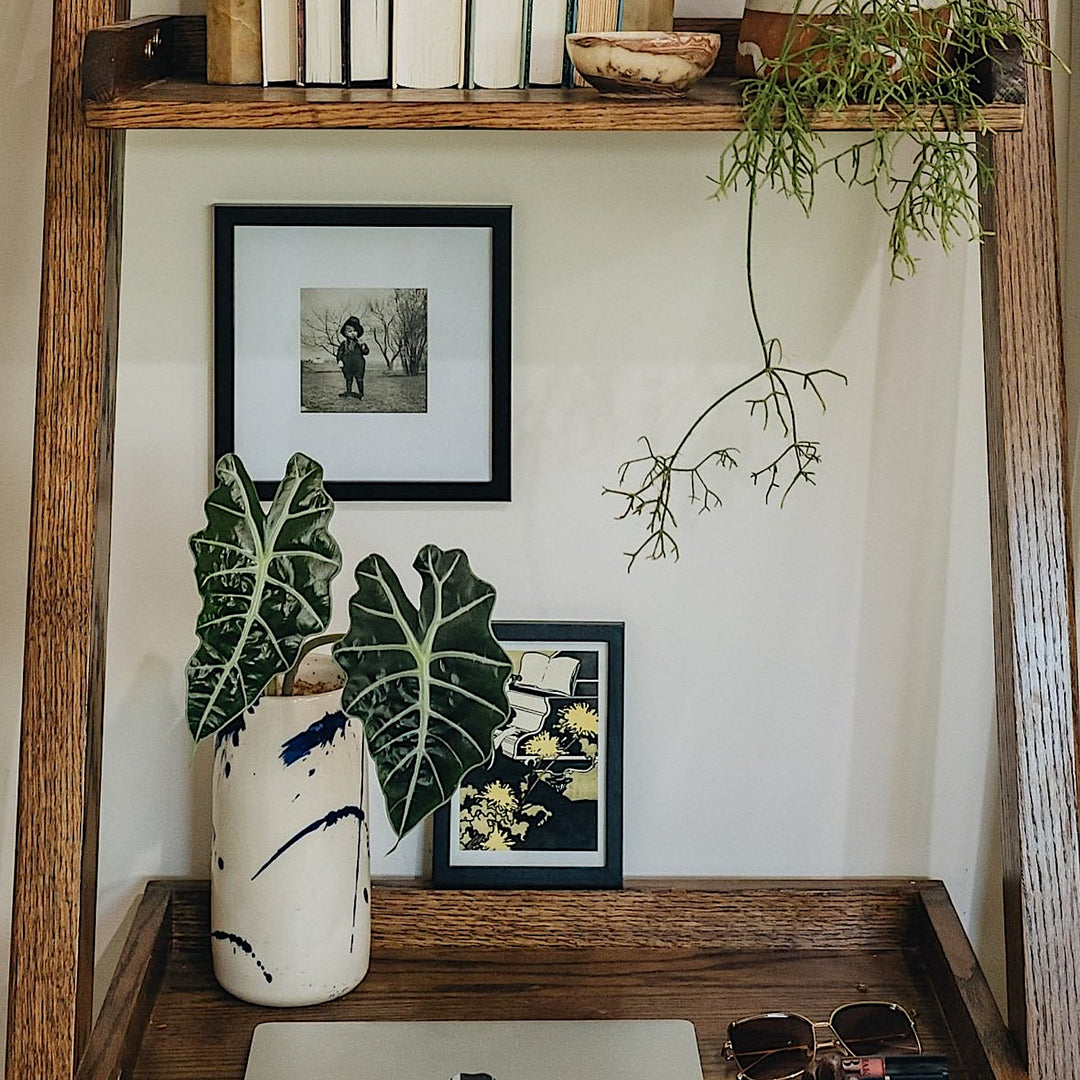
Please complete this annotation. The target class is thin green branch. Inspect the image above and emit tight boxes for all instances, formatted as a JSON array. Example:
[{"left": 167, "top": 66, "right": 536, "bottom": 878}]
[{"left": 604, "top": 186, "right": 847, "bottom": 570}]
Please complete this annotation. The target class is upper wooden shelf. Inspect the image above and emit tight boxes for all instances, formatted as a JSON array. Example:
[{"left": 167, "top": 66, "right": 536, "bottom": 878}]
[{"left": 82, "top": 15, "right": 1026, "bottom": 133}]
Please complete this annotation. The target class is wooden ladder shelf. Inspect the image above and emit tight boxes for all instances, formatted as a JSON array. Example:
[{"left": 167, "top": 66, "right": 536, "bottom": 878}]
[{"left": 7, "top": 3, "right": 1080, "bottom": 1078}]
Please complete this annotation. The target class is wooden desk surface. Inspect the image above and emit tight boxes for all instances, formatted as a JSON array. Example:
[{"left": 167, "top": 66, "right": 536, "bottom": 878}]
[{"left": 79, "top": 879, "right": 1025, "bottom": 1080}]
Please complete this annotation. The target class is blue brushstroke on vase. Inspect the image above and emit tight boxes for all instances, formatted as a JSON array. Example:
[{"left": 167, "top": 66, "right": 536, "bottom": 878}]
[
  {"left": 251, "top": 805, "right": 366, "bottom": 880},
  {"left": 280, "top": 710, "right": 350, "bottom": 766},
  {"left": 211, "top": 930, "right": 274, "bottom": 983},
  {"left": 216, "top": 714, "right": 246, "bottom": 749}
]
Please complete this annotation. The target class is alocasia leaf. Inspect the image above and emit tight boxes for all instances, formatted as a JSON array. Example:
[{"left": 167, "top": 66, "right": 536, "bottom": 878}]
[
  {"left": 333, "top": 545, "right": 511, "bottom": 840},
  {"left": 186, "top": 453, "right": 341, "bottom": 743}
]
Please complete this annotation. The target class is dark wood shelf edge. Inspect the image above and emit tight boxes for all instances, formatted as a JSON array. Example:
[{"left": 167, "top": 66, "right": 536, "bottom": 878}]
[
  {"left": 912, "top": 884, "right": 1027, "bottom": 1078},
  {"left": 75, "top": 882, "right": 171, "bottom": 1080},
  {"left": 80, "top": 15, "right": 1026, "bottom": 132},
  {"left": 76, "top": 878, "right": 1028, "bottom": 1080}
]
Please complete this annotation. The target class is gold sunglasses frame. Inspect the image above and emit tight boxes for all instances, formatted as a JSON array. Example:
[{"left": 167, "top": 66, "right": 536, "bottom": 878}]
[{"left": 722, "top": 1001, "right": 921, "bottom": 1080}]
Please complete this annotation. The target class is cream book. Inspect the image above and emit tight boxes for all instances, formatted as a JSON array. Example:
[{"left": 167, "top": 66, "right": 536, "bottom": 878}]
[
  {"left": 528, "top": 0, "right": 570, "bottom": 84},
  {"left": 516, "top": 651, "right": 580, "bottom": 695},
  {"left": 470, "top": 0, "right": 529, "bottom": 88},
  {"left": 303, "top": 0, "right": 345, "bottom": 83},
  {"left": 392, "top": 0, "right": 468, "bottom": 88},
  {"left": 349, "top": 0, "right": 390, "bottom": 81},
  {"left": 244, "top": 1021, "right": 704, "bottom": 1080},
  {"left": 261, "top": 0, "right": 299, "bottom": 83}
]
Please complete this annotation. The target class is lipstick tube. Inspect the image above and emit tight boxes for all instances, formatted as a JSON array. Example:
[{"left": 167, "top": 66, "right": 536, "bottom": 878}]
[{"left": 831, "top": 1056, "right": 948, "bottom": 1079}]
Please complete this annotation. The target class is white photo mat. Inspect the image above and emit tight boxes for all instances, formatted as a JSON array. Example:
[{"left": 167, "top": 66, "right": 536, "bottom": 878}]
[{"left": 231, "top": 223, "right": 493, "bottom": 484}]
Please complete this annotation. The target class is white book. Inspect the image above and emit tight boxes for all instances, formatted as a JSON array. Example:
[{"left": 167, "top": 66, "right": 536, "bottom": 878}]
[
  {"left": 261, "top": 0, "right": 299, "bottom": 83},
  {"left": 517, "top": 652, "right": 580, "bottom": 695},
  {"left": 392, "top": 0, "right": 468, "bottom": 88},
  {"left": 528, "top": 0, "right": 569, "bottom": 84},
  {"left": 349, "top": 0, "right": 390, "bottom": 81},
  {"left": 470, "top": 0, "right": 528, "bottom": 88},
  {"left": 304, "top": 0, "right": 344, "bottom": 84}
]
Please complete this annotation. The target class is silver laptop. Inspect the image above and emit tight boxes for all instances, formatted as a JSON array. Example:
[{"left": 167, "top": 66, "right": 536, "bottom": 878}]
[{"left": 244, "top": 1019, "right": 704, "bottom": 1080}]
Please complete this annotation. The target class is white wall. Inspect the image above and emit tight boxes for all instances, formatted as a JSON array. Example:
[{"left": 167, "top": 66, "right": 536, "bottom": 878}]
[
  {"left": 96, "top": 123, "right": 1004, "bottom": 986},
  {"left": 20, "top": 0, "right": 1080, "bottom": 1062}
]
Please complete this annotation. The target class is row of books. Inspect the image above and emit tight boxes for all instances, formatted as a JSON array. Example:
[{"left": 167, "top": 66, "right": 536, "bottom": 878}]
[{"left": 262, "top": 0, "right": 647, "bottom": 89}]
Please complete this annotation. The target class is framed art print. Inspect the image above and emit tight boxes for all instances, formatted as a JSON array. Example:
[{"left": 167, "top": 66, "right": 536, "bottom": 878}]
[
  {"left": 432, "top": 622, "right": 624, "bottom": 889},
  {"left": 214, "top": 204, "right": 511, "bottom": 501}
]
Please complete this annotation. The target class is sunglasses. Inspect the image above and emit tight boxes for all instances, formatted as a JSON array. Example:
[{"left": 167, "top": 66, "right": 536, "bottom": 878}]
[{"left": 723, "top": 1002, "right": 921, "bottom": 1079}]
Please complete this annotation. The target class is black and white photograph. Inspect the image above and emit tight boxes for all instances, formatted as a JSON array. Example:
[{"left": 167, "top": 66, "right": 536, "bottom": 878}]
[
  {"left": 214, "top": 204, "right": 511, "bottom": 502},
  {"left": 300, "top": 287, "right": 429, "bottom": 415}
]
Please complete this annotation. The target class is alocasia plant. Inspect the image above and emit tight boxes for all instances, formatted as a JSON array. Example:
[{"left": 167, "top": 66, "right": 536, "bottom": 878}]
[
  {"left": 333, "top": 546, "right": 512, "bottom": 840},
  {"left": 186, "top": 452, "right": 341, "bottom": 743},
  {"left": 187, "top": 453, "right": 511, "bottom": 839}
]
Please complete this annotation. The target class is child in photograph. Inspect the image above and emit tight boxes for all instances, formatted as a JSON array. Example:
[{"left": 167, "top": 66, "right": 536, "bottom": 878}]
[{"left": 337, "top": 316, "right": 370, "bottom": 399}]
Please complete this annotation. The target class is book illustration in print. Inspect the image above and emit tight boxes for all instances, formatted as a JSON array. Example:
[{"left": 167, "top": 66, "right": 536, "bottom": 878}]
[{"left": 457, "top": 650, "right": 602, "bottom": 854}]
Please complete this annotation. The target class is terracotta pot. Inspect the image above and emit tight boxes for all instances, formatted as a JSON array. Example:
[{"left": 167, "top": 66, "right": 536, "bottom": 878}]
[
  {"left": 736, "top": 0, "right": 951, "bottom": 81},
  {"left": 210, "top": 651, "right": 371, "bottom": 1006}
]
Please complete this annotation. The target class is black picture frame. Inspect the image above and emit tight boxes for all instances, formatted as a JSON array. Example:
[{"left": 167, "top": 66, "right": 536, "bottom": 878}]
[
  {"left": 432, "top": 622, "right": 624, "bottom": 889},
  {"left": 213, "top": 204, "right": 511, "bottom": 502}
]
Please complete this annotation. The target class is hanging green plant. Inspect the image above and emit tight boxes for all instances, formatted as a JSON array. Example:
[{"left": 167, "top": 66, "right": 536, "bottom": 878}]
[{"left": 606, "top": 0, "right": 1058, "bottom": 568}]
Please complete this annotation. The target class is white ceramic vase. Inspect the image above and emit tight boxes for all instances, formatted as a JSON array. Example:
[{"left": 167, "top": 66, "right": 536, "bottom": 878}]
[{"left": 210, "top": 651, "right": 371, "bottom": 1006}]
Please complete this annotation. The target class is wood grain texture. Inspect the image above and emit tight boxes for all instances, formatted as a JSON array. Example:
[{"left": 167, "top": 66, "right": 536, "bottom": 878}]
[
  {"left": 81, "top": 77, "right": 1025, "bottom": 131},
  {"left": 912, "top": 884, "right": 1027, "bottom": 1080},
  {"left": 80, "top": 880, "right": 1018, "bottom": 1080},
  {"left": 82, "top": 15, "right": 177, "bottom": 101},
  {"left": 6, "top": 0, "right": 127, "bottom": 1075},
  {"left": 977, "top": 3, "right": 1080, "bottom": 1074}
]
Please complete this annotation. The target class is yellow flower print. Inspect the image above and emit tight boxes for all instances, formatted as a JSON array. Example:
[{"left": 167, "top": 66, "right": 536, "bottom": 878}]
[
  {"left": 482, "top": 781, "right": 518, "bottom": 810},
  {"left": 522, "top": 732, "right": 561, "bottom": 759},
  {"left": 482, "top": 827, "right": 513, "bottom": 851},
  {"left": 559, "top": 702, "right": 599, "bottom": 737}
]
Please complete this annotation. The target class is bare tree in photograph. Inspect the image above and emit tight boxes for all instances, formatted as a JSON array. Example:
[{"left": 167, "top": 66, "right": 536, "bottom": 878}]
[
  {"left": 300, "top": 299, "right": 352, "bottom": 362},
  {"left": 365, "top": 289, "right": 428, "bottom": 375}
]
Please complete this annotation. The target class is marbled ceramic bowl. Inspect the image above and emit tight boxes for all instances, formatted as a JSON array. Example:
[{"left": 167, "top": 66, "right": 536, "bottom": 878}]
[{"left": 566, "top": 31, "right": 722, "bottom": 97}]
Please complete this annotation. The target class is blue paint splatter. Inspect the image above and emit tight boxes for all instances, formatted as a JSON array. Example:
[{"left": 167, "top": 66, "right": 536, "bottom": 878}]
[
  {"left": 280, "top": 710, "right": 350, "bottom": 766},
  {"left": 211, "top": 930, "right": 274, "bottom": 982},
  {"left": 350, "top": 766, "right": 367, "bottom": 952},
  {"left": 251, "top": 805, "right": 365, "bottom": 880},
  {"left": 216, "top": 715, "right": 246, "bottom": 749}
]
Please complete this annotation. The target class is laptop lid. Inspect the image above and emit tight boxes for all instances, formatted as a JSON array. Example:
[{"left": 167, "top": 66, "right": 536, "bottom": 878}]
[{"left": 244, "top": 1019, "right": 704, "bottom": 1080}]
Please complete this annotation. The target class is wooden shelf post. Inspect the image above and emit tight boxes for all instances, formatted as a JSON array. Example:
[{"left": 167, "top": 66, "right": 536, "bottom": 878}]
[
  {"left": 978, "top": 0, "right": 1080, "bottom": 1072},
  {"left": 5, "top": 0, "right": 128, "bottom": 1077}
]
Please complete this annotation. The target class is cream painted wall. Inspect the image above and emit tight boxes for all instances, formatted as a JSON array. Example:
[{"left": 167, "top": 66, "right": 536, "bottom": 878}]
[
  {"left": 96, "top": 124, "right": 1004, "bottom": 987},
  {"left": 20, "top": 0, "right": 1080, "bottom": 1065}
]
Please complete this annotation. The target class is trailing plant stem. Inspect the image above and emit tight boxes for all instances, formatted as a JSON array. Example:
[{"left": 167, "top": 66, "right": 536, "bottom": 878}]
[{"left": 605, "top": 188, "right": 846, "bottom": 568}]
